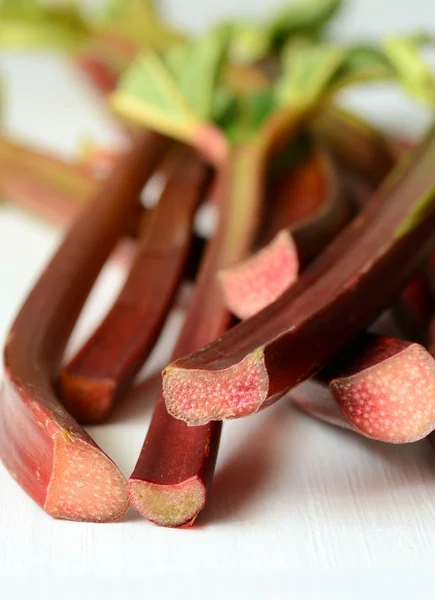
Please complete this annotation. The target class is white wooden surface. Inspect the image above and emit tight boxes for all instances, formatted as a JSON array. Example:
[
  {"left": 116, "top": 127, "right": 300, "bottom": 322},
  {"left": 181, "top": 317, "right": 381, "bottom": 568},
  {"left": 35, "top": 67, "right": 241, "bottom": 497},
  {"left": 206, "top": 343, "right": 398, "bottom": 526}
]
[{"left": 1, "top": 1, "right": 435, "bottom": 598}]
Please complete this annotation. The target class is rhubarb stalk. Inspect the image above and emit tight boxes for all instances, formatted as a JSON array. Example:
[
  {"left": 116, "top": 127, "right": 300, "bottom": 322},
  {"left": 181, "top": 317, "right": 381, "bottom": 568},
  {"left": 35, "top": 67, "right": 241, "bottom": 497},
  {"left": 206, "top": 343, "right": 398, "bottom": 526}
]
[
  {"left": 0, "top": 135, "right": 97, "bottom": 226},
  {"left": 128, "top": 142, "right": 267, "bottom": 527},
  {"left": 0, "top": 130, "right": 168, "bottom": 521},
  {"left": 111, "top": 25, "right": 315, "bottom": 526},
  {"left": 0, "top": 134, "right": 149, "bottom": 241},
  {"left": 219, "top": 145, "right": 351, "bottom": 319},
  {"left": 162, "top": 125, "right": 435, "bottom": 425},
  {"left": 111, "top": 16, "right": 430, "bottom": 523},
  {"left": 221, "top": 143, "right": 435, "bottom": 444},
  {"left": 59, "top": 148, "right": 209, "bottom": 423},
  {"left": 311, "top": 106, "right": 396, "bottom": 185},
  {"left": 292, "top": 333, "right": 435, "bottom": 443}
]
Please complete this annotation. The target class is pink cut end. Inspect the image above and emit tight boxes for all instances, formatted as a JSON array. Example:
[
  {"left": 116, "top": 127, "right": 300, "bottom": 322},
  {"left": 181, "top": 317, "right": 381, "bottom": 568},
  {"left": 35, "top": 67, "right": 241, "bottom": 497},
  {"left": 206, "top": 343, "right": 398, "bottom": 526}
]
[
  {"left": 163, "top": 350, "right": 269, "bottom": 425},
  {"left": 219, "top": 231, "right": 299, "bottom": 320},
  {"left": 59, "top": 374, "right": 115, "bottom": 424},
  {"left": 45, "top": 433, "right": 129, "bottom": 522},
  {"left": 331, "top": 344, "right": 435, "bottom": 444},
  {"left": 128, "top": 477, "right": 206, "bottom": 527}
]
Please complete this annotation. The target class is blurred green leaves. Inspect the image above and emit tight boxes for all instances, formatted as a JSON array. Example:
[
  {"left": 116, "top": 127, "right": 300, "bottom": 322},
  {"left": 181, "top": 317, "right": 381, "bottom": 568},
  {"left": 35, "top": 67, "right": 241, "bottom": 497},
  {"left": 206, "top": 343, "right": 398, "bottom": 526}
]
[
  {"left": 229, "top": 0, "right": 343, "bottom": 64},
  {"left": 111, "top": 25, "right": 230, "bottom": 144},
  {"left": 383, "top": 34, "right": 435, "bottom": 106},
  {"left": 0, "top": 0, "right": 90, "bottom": 50}
]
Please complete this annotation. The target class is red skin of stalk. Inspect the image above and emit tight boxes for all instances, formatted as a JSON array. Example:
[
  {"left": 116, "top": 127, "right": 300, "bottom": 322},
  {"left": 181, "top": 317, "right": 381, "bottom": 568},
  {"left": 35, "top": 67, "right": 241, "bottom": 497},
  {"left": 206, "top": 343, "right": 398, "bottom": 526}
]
[
  {"left": 0, "top": 137, "right": 97, "bottom": 226},
  {"left": 162, "top": 127, "right": 435, "bottom": 425},
  {"left": 220, "top": 148, "right": 351, "bottom": 319},
  {"left": 312, "top": 107, "right": 397, "bottom": 186},
  {"left": 0, "top": 134, "right": 209, "bottom": 280},
  {"left": 128, "top": 148, "right": 265, "bottom": 527},
  {"left": 290, "top": 131, "right": 435, "bottom": 444},
  {"left": 128, "top": 241, "right": 227, "bottom": 528},
  {"left": 59, "top": 150, "right": 208, "bottom": 423},
  {"left": 292, "top": 160, "right": 435, "bottom": 444},
  {"left": 304, "top": 334, "right": 435, "bottom": 443},
  {"left": 226, "top": 151, "right": 435, "bottom": 443},
  {"left": 0, "top": 134, "right": 145, "bottom": 233},
  {"left": 270, "top": 149, "right": 351, "bottom": 265},
  {"left": 341, "top": 137, "right": 435, "bottom": 350},
  {"left": 0, "top": 130, "right": 169, "bottom": 522},
  {"left": 75, "top": 54, "right": 119, "bottom": 95},
  {"left": 0, "top": 135, "right": 149, "bottom": 276},
  {"left": 394, "top": 277, "right": 435, "bottom": 346}
]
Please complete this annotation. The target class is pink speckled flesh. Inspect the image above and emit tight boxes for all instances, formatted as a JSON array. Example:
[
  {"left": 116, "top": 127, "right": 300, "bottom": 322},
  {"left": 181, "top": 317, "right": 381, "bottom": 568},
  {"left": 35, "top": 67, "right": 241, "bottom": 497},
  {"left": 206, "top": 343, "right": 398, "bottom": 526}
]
[
  {"left": 331, "top": 344, "right": 435, "bottom": 443},
  {"left": 45, "top": 433, "right": 129, "bottom": 522},
  {"left": 163, "top": 350, "right": 269, "bottom": 425},
  {"left": 128, "top": 476, "right": 206, "bottom": 527},
  {"left": 219, "top": 230, "right": 299, "bottom": 319}
]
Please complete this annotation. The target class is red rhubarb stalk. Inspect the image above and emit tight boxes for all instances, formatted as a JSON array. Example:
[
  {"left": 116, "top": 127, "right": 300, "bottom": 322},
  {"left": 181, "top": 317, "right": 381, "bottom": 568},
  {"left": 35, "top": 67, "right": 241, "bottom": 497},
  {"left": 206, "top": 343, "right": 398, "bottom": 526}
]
[
  {"left": 59, "top": 149, "right": 208, "bottom": 423},
  {"left": 219, "top": 146, "right": 351, "bottom": 319},
  {"left": 128, "top": 142, "right": 267, "bottom": 527},
  {"left": 162, "top": 125, "right": 435, "bottom": 425},
  {"left": 0, "top": 135, "right": 97, "bottom": 226},
  {"left": 0, "top": 134, "right": 147, "bottom": 241},
  {"left": 335, "top": 131, "right": 435, "bottom": 349},
  {"left": 75, "top": 54, "right": 120, "bottom": 95},
  {"left": 292, "top": 333, "right": 435, "bottom": 443},
  {"left": 223, "top": 144, "right": 435, "bottom": 444},
  {"left": 113, "top": 26, "right": 348, "bottom": 525},
  {"left": 312, "top": 106, "right": 397, "bottom": 186},
  {"left": 295, "top": 277, "right": 435, "bottom": 444},
  {"left": 0, "top": 130, "right": 168, "bottom": 521}
]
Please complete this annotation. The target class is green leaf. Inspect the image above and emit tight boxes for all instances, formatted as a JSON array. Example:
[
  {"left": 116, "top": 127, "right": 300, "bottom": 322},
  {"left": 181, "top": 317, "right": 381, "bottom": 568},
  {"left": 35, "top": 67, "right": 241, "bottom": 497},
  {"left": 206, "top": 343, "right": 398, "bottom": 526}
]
[
  {"left": 111, "top": 25, "right": 230, "bottom": 143},
  {"left": 329, "top": 45, "right": 394, "bottom": 91},
  {"left": 103, "top": 0, "right": 156, "bottom": 21},
  {"left": 0, "top": 0, "right": 90, "bottom": 50},
  {"left": 276, "top": 40, "right": 346, "bottom": 107},
  {"left": 223, "top": 90, "right": 277, "bottom": 144},
  {"left": 271, "top": 0, "right": 343, "bottom": 37},
  {"left": 211, "top": 86, "right": 237, "bottom": 127},
  {"left": 229, "top": 0, "right": 343, "bottom": 64},
  {"left": 177, "top": 24, "right": 231, "bottom": 120},
  {"left": 383, "top": 34, "right": 435, "bottom": 106},
  {"left": 228, "top": 21, "right": 270, "bottom": 65},
  {"left": 95, "top": 0, "right": 184, "bottom": 54},
  {"left": 111, "top": 50, "right": 202, "bottom": 144}
]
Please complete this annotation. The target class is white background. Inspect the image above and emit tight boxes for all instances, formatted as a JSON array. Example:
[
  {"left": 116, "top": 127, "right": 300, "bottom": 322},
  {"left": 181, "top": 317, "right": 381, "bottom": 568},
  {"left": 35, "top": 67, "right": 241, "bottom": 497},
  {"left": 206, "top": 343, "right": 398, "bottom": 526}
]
[{"left": 1, "top": 1, "right": 435, "bottom": 598}]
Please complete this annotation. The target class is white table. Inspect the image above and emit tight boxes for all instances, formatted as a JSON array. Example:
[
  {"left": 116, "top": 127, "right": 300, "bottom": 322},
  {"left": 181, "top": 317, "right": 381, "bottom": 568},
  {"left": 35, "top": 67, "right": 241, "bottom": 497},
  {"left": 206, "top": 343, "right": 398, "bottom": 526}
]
[{"left": 1, "top": 1, "right": 435, "bottom": 598}]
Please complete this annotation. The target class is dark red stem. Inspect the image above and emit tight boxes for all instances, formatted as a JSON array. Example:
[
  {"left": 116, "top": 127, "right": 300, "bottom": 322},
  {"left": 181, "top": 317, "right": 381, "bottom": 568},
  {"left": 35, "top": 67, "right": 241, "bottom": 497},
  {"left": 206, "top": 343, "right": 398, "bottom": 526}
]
[
  {"left": 0, "top": 130, "right": 168, "bottom": 521},
  {"left": 219, "top": 145, "right": 351, "bottom": 319},
  {"left": 59, "top": 148, "right": 209, "bottom": 423},
  {"left": 162, "top": 126, "right": 435, "bottom": 425},
  {"left": 128, "top": 144, "right": 266, "bottom": 527}
]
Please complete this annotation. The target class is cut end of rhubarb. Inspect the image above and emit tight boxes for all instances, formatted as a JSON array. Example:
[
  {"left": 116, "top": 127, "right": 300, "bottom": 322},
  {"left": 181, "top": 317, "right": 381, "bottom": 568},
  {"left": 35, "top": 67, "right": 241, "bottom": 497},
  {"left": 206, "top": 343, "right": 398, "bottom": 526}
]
[
  {"left": 219, "top": 230, "right": 299, "bottom": 320},
  {"left": 128, "top": 476, "right": 206, "bottom": 527},
  {"left": 45, "top": 433, "right": 129, "bottom": 522},
  {"left": 331, "top": 343, "right": 435, "bottom": 443},
  {"left": 163, "top": 350, "right": 269, "bottom": 425},
  {"left": 59, "top": 373, "right": 116, "bottom": 424}
]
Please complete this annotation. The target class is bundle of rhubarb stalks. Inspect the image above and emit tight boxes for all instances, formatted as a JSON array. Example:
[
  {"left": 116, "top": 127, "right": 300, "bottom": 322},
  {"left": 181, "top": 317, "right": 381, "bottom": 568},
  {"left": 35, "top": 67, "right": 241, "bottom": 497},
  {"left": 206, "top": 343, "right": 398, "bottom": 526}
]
[{"left": 2, "top": 0, "right": 435, "bottom": 527}]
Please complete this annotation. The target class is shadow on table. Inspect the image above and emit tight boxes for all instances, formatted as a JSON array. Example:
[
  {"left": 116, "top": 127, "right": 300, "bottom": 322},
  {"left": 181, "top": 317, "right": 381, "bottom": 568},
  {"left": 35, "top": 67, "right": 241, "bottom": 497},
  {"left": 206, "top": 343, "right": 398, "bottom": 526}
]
[
  {"left": 201, "top": 401, "right": 295, "bottom": 525},
  {"left": 201, "top": 397, "right": 435, "bottom": 526}
]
